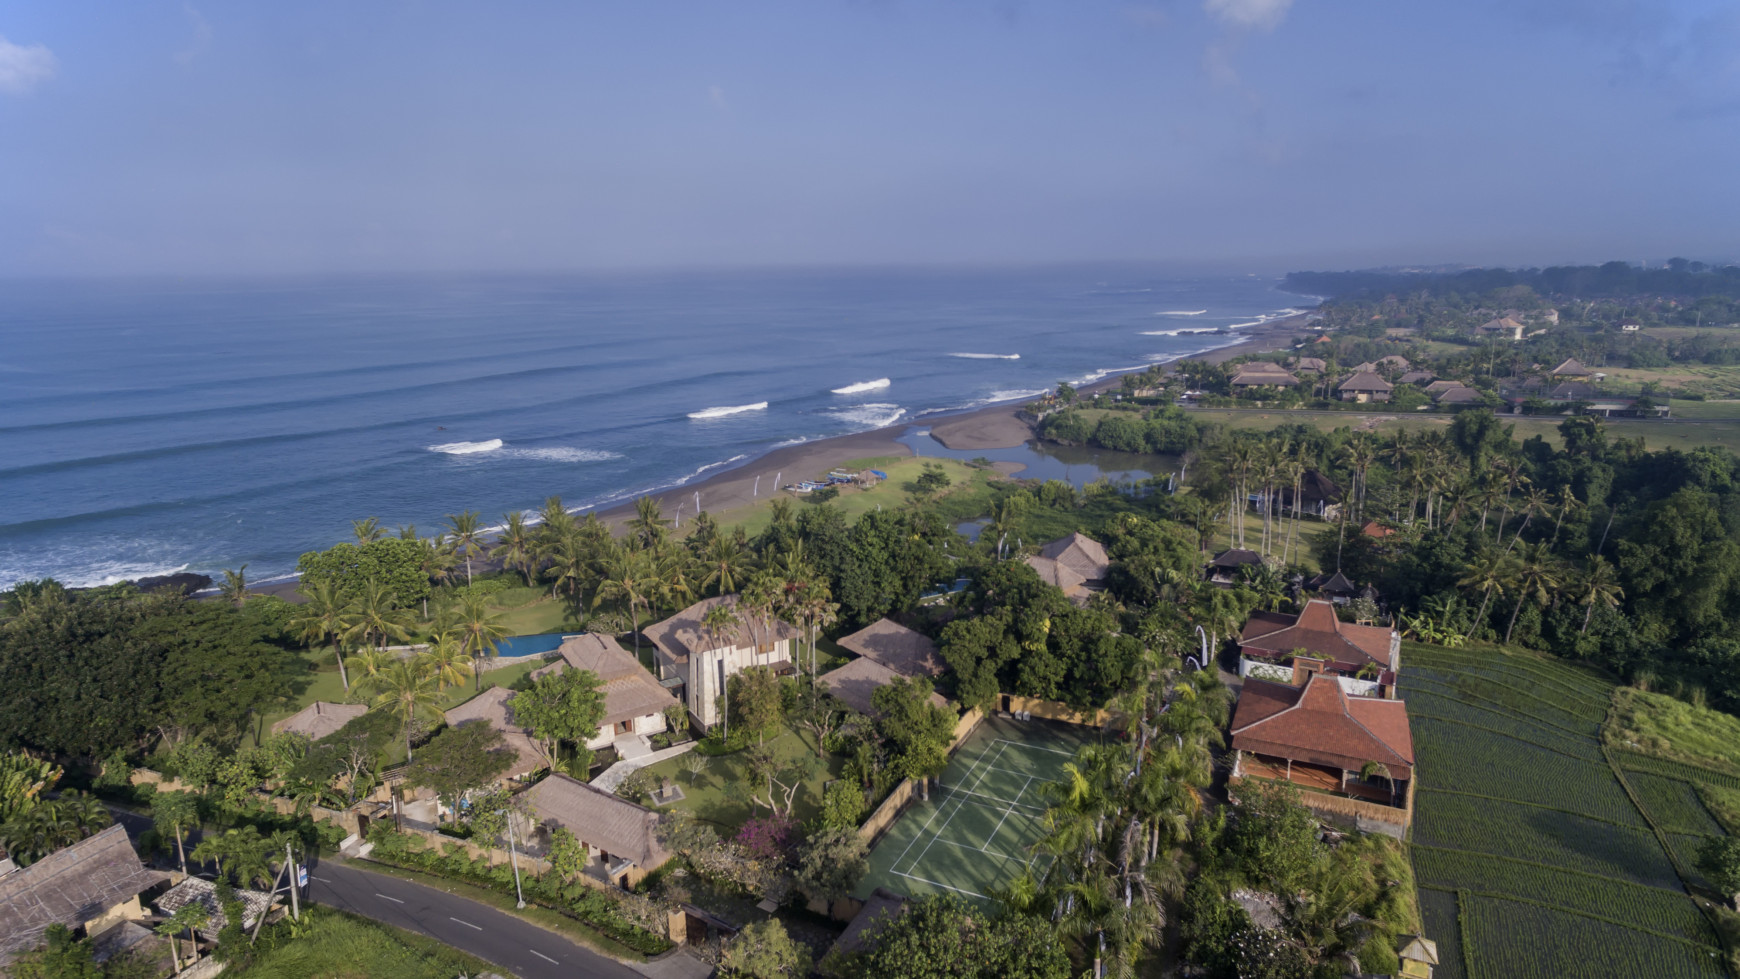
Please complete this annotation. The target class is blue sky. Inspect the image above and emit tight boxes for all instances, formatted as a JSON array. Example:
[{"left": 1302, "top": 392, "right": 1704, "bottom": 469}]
[{"left": 1, "top": 1, "right": 1736, "bottom": 275}]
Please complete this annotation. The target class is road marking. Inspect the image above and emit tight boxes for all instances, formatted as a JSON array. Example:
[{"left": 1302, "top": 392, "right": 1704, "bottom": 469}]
[
  {"left": 310, "top": 876, "right": 331, "bottom": 883},
  {"left": 449, "top": 917, "right": 482, "bottom": 930},
  {"left": 530, "top": 950, "right": 560, "bottom": 964},
  {"left": 375, "top": 893, "right": 405, "bottom": 904}
]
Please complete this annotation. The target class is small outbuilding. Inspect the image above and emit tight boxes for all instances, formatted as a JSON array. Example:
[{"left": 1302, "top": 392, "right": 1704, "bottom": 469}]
[{"left": 271, "top": 701, "right": 368, "bottom": 741}]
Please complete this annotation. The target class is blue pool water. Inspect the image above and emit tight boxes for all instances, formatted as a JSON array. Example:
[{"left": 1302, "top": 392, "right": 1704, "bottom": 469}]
[{"left": 491, "top": 633, "right": 574, "bottom": 659}]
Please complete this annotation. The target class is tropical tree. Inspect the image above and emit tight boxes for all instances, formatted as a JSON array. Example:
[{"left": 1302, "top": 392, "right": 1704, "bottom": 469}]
[
  {"left": 491, "top": 511, "right": 537, "bottom": 587},
  {"left": 446, "top": 510, "right": 486, "bottom": 586},
  {"left": 220, "top": 565, "right": 249, "bottom": 607},
  {"left": 0, "top": 752, "right": 61, "bottom": 823},
  {"left": 595, "top": 547, "right": 660, "bottom": 657},
  {"left": 352, "top": 516, "right": 385, "bottom": 544},
  {"left": 158, "top": 903, "right": 209, "bottom": 972},
  {"left": 365, "top": 656, "right": 445, "bottom": 761},
  {"left": 1576, "top": 555, "right": 1625, "bottom": 634},
  {"left": 190, "top": 825, "right": 276, "bottom": 888},
  {"left": 342, "top": 578, "right": 414, "bottom": 655},
  {"left": 627, "top": 496, "right": 673, "bottom": 550},
  {"left": 289, "top": 579, "right": 356, "bottom": 690},
  {"left": 425, "top": 632, "right": 475, "bottom": 691},
  {"left": 1456, "top": 548, "right": 1513, "bottom": 639},
  {"left": 151, "top": 790, "right": 200, "bottom": 873},
  {"left": 1503, "top": 541, "right": 1562, "bottom": 645},
  {"left": 701, "top": 535, "right": 751, "bottom": 597},
  {"left": 458, "top": 592, "right": 509, "bottom": 688}
]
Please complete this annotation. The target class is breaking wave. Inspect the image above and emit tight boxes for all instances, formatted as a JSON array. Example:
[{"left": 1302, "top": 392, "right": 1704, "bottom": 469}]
[
  {"left": 831, "top": 378, "right": 892, "bottom": 395},
  {"left": 428, "top": 438, "right": 503, "bottom": 454},
  {"left": 1156, "top": 309, "right": 1208, "bottom": 316},
  {"left": 500, "top": 447, "right": 620, "bottom": 463},
  {"left": 688, "top": 402, "right": 769, "bottom": 419},
  {"left": 830, "top": 403, "right": 906, "bottom": 430}
]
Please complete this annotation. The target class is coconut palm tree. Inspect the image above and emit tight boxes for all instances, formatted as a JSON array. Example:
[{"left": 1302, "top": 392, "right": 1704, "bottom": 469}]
[
  {"left": 366, "top": 656, "right": 444, "bottom": 761},
  {"left": 346, "top": 647, "right": 395, "bottom": 686},
  {"left": 491, "top": 512, "right": 536, "bottom": 587},
  {"left": 1577, "top": 556, "right": 1625, "bottom": 634},
  {"left": 426, "top": 633, "right": 475, "bottom": 690},
  {"left": 543, "top": 522, "right": 598, "bottom": 611},
  {"left": 1503, "top": 541, "right": 1562, "bottom": 645},
  {"left": 596, "top": 547, "right": 660, "bottom": 658},
  {"left": 342, "top": 578, "right": 413, "bottom": 655},
  {"left": 700, "top": 535, "right": 751, "bottom": 597},
  {"left": 158, "top": 903, "right": 209, "bottom": 972},
  {"left": 1456, "top": 548, "right": 1514, "bottom": 639},
  {"left": 627, "top": 496, "right": 673, "bottom": 550},
  {"left": 702, "top": 603, "right": 739, "bottom": 735},
  {"left": 457, "top": 592, "right": 508, "bottom": 688},
  {"left": 352, "top": 517, "right": 385, "bottom": 544},
  {"left": 289, "top": 579, "right": 355, "bottom": 691},
  {"left": 220, "top": 565, "right": 249, "bottom": 606},
  {"left": 446, "top": 510, "right": 486, "bottom": 586}
]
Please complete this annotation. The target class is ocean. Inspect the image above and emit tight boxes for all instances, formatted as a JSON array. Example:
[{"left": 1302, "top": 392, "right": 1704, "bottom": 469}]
[{"left": 0, "top": 266, "right": 1306, "bottom": 589}]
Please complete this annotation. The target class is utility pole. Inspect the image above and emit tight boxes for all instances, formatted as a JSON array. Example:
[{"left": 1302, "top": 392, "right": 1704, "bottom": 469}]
[
  {"left": 504, "top": 813, "right": 526, "bottom": 909},
  {"left": 287, "top": 842, "right": 301, "bottom": 920}
]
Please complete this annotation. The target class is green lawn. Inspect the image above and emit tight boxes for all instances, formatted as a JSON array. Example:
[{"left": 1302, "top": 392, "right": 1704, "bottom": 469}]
[
  {"left": 233, "top": 907, "right": 496, "bottom": 979},
  {"left": 699, "top": 455, "right": 1001, "bottom": 539},
  {"left": 637, "top": 723, "right": 844, "bottom": 833},
  {"left": 1607, "top": 687, "right": 1740, "bottom": 777}
]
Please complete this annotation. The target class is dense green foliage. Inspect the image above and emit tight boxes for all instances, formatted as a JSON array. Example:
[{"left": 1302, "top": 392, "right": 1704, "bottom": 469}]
[
  {"left": 0, "top": 587, "right": 304, "bottom": 756},
  {"left": 833, "top": 894, "right": 1073, "bottom": 979}
]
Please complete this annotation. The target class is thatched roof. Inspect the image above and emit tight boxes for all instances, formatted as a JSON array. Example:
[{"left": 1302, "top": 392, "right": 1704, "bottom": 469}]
[
  {"left": 836, "top": 619, "right": 943, "bottom": 678},
  {"left": 0, "top": 825, "right": 167, "bottom": 963},
  {"left": 521, "top": 774, "right": 670, "bottom": 870},
  {"left": 643, "top": 596, "right": 801, "bottom": 664},
  {"left": 532, "top": 634, "right": 680, "bottom": 728},
  {"left": 1551, "top": 358, "right": 1592, "bottom": 377},
  {"left": 271, "top": 701, "right": 367, "bottom": 740},
  {"left": 818, "top": 657, "right": 949, "bottom": 716},
  {"left": 1038, "top": 532, "right": 1111, "bottom": 581},
  {"left": 1337, "top": 372, "right": 1393, "bottom": 393},
  {"left": 1024, "top": 555, "right": 1086, "bottom": 594}
]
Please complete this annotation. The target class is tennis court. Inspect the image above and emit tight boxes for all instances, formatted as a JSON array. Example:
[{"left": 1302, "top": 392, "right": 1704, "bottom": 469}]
[{"left": 858, "top": 714, "right": 1093, "bottom": 903}]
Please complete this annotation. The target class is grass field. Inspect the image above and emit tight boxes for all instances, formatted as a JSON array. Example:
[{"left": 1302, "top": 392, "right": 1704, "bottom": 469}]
[
  {"left": 1400, "top": 642, "right": 1730, "bottom": 979},
  {"left": 857, "top": 714, "right": 1093, "bottom": 904},
  {"left": 233, "top": 907, "right": 496, "bottom": 979},
  {"left": 637, "top": 722, "right": 846, "bottom": 833}
]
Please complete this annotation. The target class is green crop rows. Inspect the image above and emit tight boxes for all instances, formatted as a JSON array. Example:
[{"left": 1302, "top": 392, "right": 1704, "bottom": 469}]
[
  {"left": 1401, "top": 642, "right": 1725, "bottom": 976},
  {"left": 1617, "top": 750, "right": 1740, "bottom": 790},
  {"left": 1411, "top": 846, "right": 1716, "bottom": 945},
  {"left": 1460, "top": 892, "right": 1726, "bottom": 979},
  {"left": 1416, "top": 888, "right": 1467, "bottom": 979}
]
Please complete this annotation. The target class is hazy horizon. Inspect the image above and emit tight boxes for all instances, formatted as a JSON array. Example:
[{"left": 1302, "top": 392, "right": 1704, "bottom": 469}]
[{"left": 2, "top": 2, "right": 1737, "bottom": 278}]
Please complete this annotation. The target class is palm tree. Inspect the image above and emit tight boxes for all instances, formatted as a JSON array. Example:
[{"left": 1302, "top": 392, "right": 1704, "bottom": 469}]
[
  {"left": 1550, "top": 482, "right": 1583, "bottom": 546},
  {"left": 426, "top": 633, "right": 475, "bottom": 690},
  {"left": 701, "top": 535, "right": 750, "bottom": 597},
  {"left": 158, "top": 903, "right": 209, "bottom": 973},
  {"left": 1503, "top": 542, "right": 1561, "bottom": 645},
  {"left": 446, "top": 510, "right": 486, "bottom": 586},
  {"left": 346, "top": 647, "right": 395, "bottom": 686},
  {"left": 457, "top": 592, "right": 508, "bottom": 688},
  {"left": 1507, "top": 486, "right": 1552, "bottom": 549},
  {"left": 1456, "top": 549, "right": 1513, "bottom": 639},
  {"left": 289, "top": 579, "right": 355, "bottom": 690},
  {"left": 1577, "top": 556, "right": 1625, "bottom": 634},
  {"left": 343, "top": 579, "right": 413, "bottom": 655},
  {"left": 366, "top": 656, "right": 444, "bottom": 761},
  {"left": 491, "top": 512, "right": 537, "bottom": 587},
  {"left": 191, "top": 825, "right": 277, "bottom": 888},
  {"left": 543, "top": 522, "right": 598, "bottom": 611},
  {"left": 627, "top": 496, "right": 673, "bottom": 550},
  {"left": 352, "top": 517, "right": 385, "bottom": 544},
  {"left": 595, "top": 547, "right": 660, "bottom": 658},
  {"left": 220, "top": 565, "right": 249, "bottom": 607},
  {"left": 1341, "top": 434, "right": 1377, "bottom": 523}
]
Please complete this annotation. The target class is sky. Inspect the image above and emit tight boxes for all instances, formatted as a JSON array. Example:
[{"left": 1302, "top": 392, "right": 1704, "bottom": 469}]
[{"left": 1, "top": 1, "right": 1737, "bottom": 276}]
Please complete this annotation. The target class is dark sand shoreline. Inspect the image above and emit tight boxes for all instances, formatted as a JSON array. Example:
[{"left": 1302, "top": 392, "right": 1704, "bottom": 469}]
[{"left": 249, "top": 313, "right": 1308, "bottom": 603}]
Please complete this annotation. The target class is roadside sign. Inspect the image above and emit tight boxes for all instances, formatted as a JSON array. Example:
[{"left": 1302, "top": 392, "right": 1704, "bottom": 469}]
[{"left": 297, "top": 866, "right": 308, "bottom": 888}]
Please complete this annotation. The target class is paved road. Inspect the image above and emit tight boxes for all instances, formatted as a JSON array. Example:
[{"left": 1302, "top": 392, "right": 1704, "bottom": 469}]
[
  {"left": 109, "top": 808, "right": 652, "bottom": 979},
  {"left": 305, "top": 859, "right": 643, "bottom": 979}
]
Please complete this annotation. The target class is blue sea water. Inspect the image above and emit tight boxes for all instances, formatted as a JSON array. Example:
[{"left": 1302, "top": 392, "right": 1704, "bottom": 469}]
[{"left": 0, "top": 266, "right": 1306, "bottom": 588}]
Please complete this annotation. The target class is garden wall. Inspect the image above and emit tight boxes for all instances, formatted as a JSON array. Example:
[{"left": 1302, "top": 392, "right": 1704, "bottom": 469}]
[
  {"left": 856, "top": 708, "right": 986, "bottom": 846},
  {"left": 1001, "top": 694, "right": 1108, "bottom": 727}
]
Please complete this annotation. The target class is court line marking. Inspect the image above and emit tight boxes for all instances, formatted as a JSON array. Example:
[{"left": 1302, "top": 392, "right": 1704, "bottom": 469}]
[
  {"left": 901, "top": 741, "right": 1010, "bottom": 876},
  {"left": 890, "top": 740, "right": 1003, "bottom": 873},
  {"left": 982, "top": 774, "right": 1036, "bottom": 850},
  {"left": 989, "top": 738, "right": 1078, "bottom": 757},
  {"left": 890, "top": 867, "right": 990, "bottom": 900}
]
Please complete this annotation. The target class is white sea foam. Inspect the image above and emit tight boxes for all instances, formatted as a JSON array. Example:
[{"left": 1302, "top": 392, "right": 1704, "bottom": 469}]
[
  {"left": 0, "top": 559, "right": 191, "bottom": 592},
  {"left": 913, "top": 388, "right": 1050, "bottom": 416},
  {"left": 428, "top": 438, "right": 503, "bottom": 454},
  {"left": 1156, "top": 309, "right": 1208, "bottom": 316},
  {"left": 830, "top": 404, "right": 906, "bottom": 429},
  {"left": 831, "top": 378, "right": 892, "bottom": 395},
  {"left": 949, "top": 352, "right": 1020, "bottom": 360},
  {"left": 687, "top": 402, "right": 769, "bottom": 419},
  {"left": 1072, "top": 365, "right": 1150, "bottom": 386},
  {"left": 499, "top": 447, "right": 621, "bottom": 463},
  {"left": 686, "top": 454, "right": 750, "bottom": 480}
]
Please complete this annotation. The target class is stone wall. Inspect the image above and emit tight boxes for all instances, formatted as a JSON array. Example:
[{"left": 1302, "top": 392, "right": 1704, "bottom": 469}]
[{"left": 1002, "top": 694, "right": 1109, "bottom": 727}]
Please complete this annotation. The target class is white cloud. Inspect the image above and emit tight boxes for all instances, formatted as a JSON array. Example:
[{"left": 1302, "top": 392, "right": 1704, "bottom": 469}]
[
  {"left": 0, "top": 34, "right": 57, "bottom": 96},
  {"left": 175, "top": 3, "right": 214, "bottom": 65},
  {"left": 1204, "top": 0, "right": 1294, "bottom": 31}
]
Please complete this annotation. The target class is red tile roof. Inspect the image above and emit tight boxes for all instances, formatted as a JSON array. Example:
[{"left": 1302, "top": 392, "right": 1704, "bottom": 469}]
[
  {"left": 1232, "top": 675, "right": 1413, "bottom": 777},
  {"left": 1238, "top": 600, "right": 1397, "bottom": 671}
]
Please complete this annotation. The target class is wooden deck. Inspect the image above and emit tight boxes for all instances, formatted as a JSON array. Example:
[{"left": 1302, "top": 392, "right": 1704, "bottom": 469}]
[{"left": 1240, "top": 754, "right": 1404, "bottom": 808}]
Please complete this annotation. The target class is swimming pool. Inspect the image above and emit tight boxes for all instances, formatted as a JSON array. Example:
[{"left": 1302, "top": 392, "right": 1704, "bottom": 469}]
[{"left": 492, "top": 633, "right": 575, "bottom": 659}]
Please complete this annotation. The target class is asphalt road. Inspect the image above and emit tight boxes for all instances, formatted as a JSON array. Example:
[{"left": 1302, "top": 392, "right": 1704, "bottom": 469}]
[
  {"left": 304, "top": 859, "right": 642, "bottom": 979},
  {"left": 109, "top": 809, "right": 643, "bottom": 979}
]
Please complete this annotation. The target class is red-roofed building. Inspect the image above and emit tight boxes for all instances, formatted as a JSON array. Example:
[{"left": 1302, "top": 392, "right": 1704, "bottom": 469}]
[
  {"left": 1238, "top": 599, "right": 1399, "bottom": 695},
  {"left": 1231, "top": 671, "right": 1415, "bottom": 831}
]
